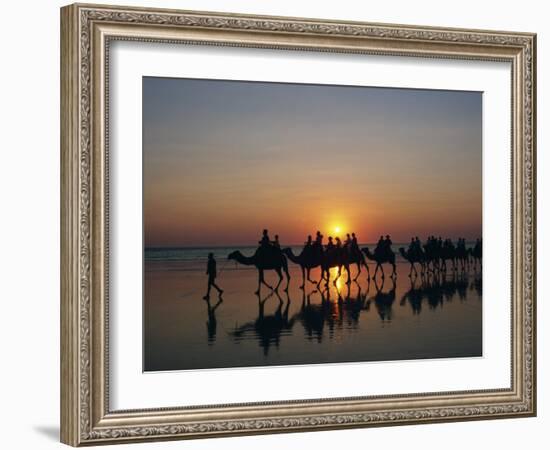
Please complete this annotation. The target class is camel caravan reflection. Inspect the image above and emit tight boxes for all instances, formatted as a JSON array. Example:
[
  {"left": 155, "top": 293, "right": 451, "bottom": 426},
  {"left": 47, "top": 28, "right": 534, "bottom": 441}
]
[
  {"left": 221, "top": 271, "right": 481, "bottom": 350},
  {"left": 229, "top": 291, "right": 295, "bottom": 355},
  {"left": 226, "top": 229, "right": 482, "bottom": 295},
  {"left": 226, "top": 276, "right": 400, "bottom": 351},
  {"left": 400, "top": 272, "right": 482, "bottom": 314}
]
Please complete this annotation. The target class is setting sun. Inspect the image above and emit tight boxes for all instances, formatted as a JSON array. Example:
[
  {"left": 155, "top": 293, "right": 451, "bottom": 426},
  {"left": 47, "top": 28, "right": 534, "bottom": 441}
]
[{"left": 334, "top": 226, "right": 341, "bottom": 234}]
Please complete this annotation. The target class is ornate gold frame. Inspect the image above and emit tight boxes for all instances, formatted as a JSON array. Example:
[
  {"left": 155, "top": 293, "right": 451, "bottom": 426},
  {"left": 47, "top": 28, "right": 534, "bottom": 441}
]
[{"left": 60, "top": 3, "right": 536, "bottom": 446}]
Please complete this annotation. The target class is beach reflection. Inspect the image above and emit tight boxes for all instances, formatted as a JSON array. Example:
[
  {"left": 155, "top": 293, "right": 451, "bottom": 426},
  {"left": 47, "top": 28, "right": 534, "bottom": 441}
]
[{"left": 144, "top": 260, "right": 482, "bottom": 371}]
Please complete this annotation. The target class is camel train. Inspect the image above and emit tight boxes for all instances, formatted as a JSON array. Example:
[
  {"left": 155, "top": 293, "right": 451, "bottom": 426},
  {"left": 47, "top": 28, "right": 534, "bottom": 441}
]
[{"left": 227, "top": 230, "right": 482, "bottom": 294}]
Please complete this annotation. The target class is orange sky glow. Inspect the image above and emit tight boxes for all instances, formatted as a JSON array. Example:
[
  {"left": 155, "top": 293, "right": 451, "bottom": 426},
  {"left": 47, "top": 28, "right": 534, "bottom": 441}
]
[{"left": 143, "top": 77, "right": 482, "bottom": 247}]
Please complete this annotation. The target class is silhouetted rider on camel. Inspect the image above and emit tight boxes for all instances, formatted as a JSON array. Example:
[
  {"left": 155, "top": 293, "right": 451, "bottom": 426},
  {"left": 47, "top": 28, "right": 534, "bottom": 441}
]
[
  {"left": 259, "top": 229, "right": 271, "bottom": 247},
  {"left": 351, "top": 233, "right": 359, "bottom": 250},
  {"left": 375, "top": 235, "right": 393, "bottom": 259}
]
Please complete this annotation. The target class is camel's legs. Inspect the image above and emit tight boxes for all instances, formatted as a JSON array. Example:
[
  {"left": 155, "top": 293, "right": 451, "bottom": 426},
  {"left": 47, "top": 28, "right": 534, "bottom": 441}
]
[
  {"left": 283, "top": 264, "right": 290, "bottom": 291},
  {"left": 346, "top": 264, "right": 352, "bottom": 284},
  {"left": 255, "top": 271, "right": 262, "bottom": 295},
  {"left": 373, "top": 263, "right": 380, "bottom": 279},
  {"left": 363, "top": 261, "right": 370, "bottom": 281},
  {"left": 274, "top": 268, "right": 283, "bottom": 291},
  {"left": 391, "top": 263, "right": 397, "bottom": 278},
  {"left": 354, "top": 262, "right": 361, "bottom": 281},
  {"left": 307, "top": 268, "right": 316, "bottom": 285},
  {"left": 256, "top": 269, "right": 273, "bottom": 295},
  {"left": 300, "top": 267, "right": 305, "bottom": 289},
  {"left": 316, "top": 268, "right": 325, "bottom": 289},
  {"left": 255, "top": 272, "right": 261, "bottom": 295}
]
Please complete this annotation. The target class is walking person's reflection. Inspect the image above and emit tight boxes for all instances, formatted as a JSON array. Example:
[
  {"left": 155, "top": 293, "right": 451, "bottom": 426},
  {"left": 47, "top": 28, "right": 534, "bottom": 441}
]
[{"left": 205, "top": 297, "right": 223, "bottom": 345}]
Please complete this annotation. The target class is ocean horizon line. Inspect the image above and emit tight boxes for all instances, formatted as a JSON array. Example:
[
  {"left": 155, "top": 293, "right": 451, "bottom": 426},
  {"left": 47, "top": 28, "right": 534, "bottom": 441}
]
[{"left": 145, "top": 240, "right": 478, "bottom": 251}]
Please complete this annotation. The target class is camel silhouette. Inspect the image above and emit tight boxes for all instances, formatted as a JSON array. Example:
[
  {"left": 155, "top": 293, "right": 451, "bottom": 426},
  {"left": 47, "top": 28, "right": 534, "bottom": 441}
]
[
  {"left": 361, "top": 247, "right": 396, "bottom": 279},
  {"left": 282, "top": 246, "right": 324, "bottom": 288},
  {"left": 228, "top": 246, "right": 290, "bottom": 295},
  {"left": 454, "top": 247, "right": 469, "bottom": 271},
  {"left": 469, "top": 241, "right": 482, "bottom": 271},
  {"left": 440, "top": 242, "right": 457, "bottom": 272},
  {"left": 283, "top": 245, "right": 368, "bottom": 288},
  {"left": 399, "top": 247, "right": 425, "bottom": 277},
  {"left": 321, "top": 247, "right": 369, "bottom": 286},
  {"left": 422, "top": 244, "right": 441, "bottom": 273}
]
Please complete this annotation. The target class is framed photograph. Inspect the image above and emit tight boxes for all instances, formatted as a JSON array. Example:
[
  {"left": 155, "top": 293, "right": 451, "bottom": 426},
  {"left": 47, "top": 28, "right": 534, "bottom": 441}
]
[{"left": 60, "top": 3, "right": 536, "bottom": 446}]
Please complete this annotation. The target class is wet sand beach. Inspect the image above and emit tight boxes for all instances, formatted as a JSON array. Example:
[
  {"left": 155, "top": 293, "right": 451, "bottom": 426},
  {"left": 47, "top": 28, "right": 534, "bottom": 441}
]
[{"left": 144, "top": 250, "right": 482, "bottom": 372}]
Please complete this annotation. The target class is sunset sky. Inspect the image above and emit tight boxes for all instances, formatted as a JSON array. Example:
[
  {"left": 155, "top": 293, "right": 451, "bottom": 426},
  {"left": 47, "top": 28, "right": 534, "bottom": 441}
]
[{"left": 143, "top": 77, "right": 482, "bottom": 247}]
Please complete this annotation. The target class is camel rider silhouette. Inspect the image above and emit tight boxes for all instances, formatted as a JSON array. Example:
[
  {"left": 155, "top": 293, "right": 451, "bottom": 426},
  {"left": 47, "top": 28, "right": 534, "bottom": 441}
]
[
  {"left": 315, "top": 231, "right": 323, "bottom": 247},
  {"left": 326, "top": 236, "right": 335, "bottom": 252},
  {"left": 408, "top": 237, "right": 415, "bottom": 252},
  {"left": 305, "top": 235, "right": 312, "bottom": 247},
  {"left": 272, "top": 234, "right": 281, "bottom": 249},
  {"left": 351, "top": 233, "right": 358, "bottom": 248},
  {"left": 375, "top": 235, "right": 385, "bottom": 257},
  {"left": 474, "top": 238, "right": 481, "bottom": 254},
  {"left": 259, "top": 229, "right": 270, "bottom": 247},
  {"left": 384, "top": 235, "right": 393, "bottom": 257},
  {"left": 344, "top": 233, "right": 352, "bottom": 248},
  {"left": 335, "top": 236, "right": 342, "bottom": 249}
]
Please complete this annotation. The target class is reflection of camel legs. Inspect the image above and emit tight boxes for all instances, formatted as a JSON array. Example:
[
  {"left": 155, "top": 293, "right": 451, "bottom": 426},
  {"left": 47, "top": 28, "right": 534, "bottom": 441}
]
[
  {"left": 325, "top": 268, "right": 330, "bottom": 286},
  {"left": 345, "top": 264, "right": 352, "bottom": 284},
  {"left": 353, "top": 263, "right": 360, "bottom": 282},
  {"left": 333, "top": 267, "right": 341, "bottom": 286}
]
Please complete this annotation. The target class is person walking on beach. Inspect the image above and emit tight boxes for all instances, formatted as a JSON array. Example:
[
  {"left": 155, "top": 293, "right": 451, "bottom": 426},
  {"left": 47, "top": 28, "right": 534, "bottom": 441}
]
[{"left": 204, "top": 252, "right": 223, "bottom": 300}]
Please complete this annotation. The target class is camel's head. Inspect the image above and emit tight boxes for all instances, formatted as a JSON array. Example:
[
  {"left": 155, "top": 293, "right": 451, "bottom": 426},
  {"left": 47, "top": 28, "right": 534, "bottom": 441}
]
[
  {"left": 227, "top": 251, "right": 238, "bottom": 261},
  {"left": 361, "top": 247, "right": 371, "bottom": 256}
]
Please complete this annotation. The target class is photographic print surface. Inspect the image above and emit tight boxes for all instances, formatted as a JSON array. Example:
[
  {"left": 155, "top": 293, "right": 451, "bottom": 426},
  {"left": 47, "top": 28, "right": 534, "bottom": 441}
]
[{"left": 143, "top": 77, "right": 482, "bottom": 372}]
